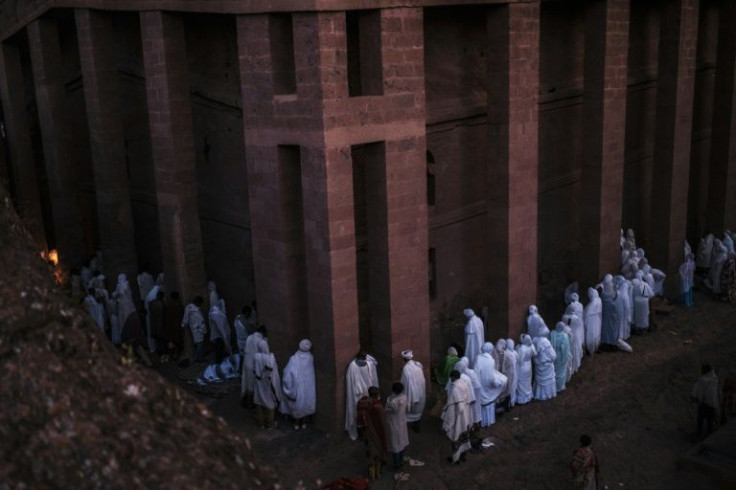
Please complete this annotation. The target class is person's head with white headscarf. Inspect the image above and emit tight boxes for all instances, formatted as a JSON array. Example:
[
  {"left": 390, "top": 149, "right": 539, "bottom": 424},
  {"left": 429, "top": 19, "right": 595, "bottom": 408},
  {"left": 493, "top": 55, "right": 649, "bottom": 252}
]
[
  {"left": 506, "top": 339, "right": 515, "bottom": 351},
  {"left": 463, "top": 308, "right": 475, "bottom": 319},
  {"left": 482, "top": 342, "right": 493, "bottom": 353},
  {"left": 299, "top": 339, "right": 312, "bottom": 352}
]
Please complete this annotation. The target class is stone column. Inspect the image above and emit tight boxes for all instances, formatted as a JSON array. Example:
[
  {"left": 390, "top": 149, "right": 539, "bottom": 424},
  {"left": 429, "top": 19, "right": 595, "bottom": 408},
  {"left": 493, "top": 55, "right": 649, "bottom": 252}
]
[
  {"left": 581, "top": 0, "right": 629, "bottom": 285},
  {"left": 650, "top": 0, "right": 699, "bottom": 294},
  {"left": 486, "top": 3, "right": 540, "bottom": 340},
  {"left": 140, "top": 11, "right": 206, "bottom": 301},
  {"left": 707, "top": 1, "right": 736, "bottom": 233},
  {"left": 76, "top": 9, "right": 138, "bottom": 285},
  {"left": 0, "top": 41, "right": 46, "bottom": 247},
  {"left": 28, "top": 18, "right": 86, "bottom": 267}
]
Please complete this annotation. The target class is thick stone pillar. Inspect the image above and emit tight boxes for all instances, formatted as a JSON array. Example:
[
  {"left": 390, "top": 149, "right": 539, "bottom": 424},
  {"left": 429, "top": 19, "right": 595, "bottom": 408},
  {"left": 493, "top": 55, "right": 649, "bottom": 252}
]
[
  {"left": 581, "top": 0, "right": 629, "bottom": 285},
  {"left": 140, "top": 11, "right": 205, "bottom": 301},
  {"left": 707, "top": 1, "right": 736, "bottom": 233},
  {"left": 28, "top": 18, "right": 85, "bottom": 266},
  {"left": 486, "top": 3, "right": 540, "bottom": 340},
  {"left": 650, "top": 0, "right": 698, "bottom": 294},
  {"left": 76, "top": 9, "right": 138, "bottom": 285},
  {"left": 0, "top": 41, "right": 46, "bottom": 247}
]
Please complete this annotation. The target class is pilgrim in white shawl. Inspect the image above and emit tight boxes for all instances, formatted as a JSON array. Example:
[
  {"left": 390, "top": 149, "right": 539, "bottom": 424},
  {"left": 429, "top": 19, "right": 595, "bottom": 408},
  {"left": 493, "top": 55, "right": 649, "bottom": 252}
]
[
  {"left": 181, "top": 296, "right": 206, "bottom": 362},
  {"left": 475, "top": 342, "right": 507, "bottom": 426},
  {"left": 209, "top": 302, "right": 232, "bottom": 363},
  {"left": 515, "top": 335, "right": 536, "bottom": 405},
  {"left": 241, "top": 325, "right": 268, "bottom": 407},
  {"left": 384, "top": 382, "right": 410, "bottom": 470},
  {"left": 400, "top": 350, "right": 426, "bottom": 432},
  {"left": 463, "top": 308, "right": 485, "bottom": 368},
  {"left": 533, "top": 337, "right": 557, "bottom": 401},
  {"left": 563, "top": 292, "right": 585, "bottom": 373},
  {"left": 281, "top": 339, "right": 316, "bottom": 429},
  {"left": 527, "top": 305, "right": 550, "bottom": 339},
  {"left": 84, "top": 288, "right": 105, "bottom": 333},
  {"left": 442, "top": 370, "right": 474, "bottom": 464},
  {"left": 345, "top": 351, "right": 379, "bottom": 440},
  {"left": 503, "top": 339, "right": 519, "bottom": 408},
  {"left": 583, "top": 288, "right": 602, "bottom": 355},
  {"left": 679, "top": 253, "right": 696, "bottom": 306},
  {"left": 253, "top": 352, "right": 282, "bottom": 429}
]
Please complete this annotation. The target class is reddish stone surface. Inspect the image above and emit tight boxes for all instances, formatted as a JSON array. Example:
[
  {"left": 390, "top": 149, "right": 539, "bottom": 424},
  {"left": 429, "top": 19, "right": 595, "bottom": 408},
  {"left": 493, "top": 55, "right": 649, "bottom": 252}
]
[{"left": 141, "top": 11, "right": 206, "bottom": 302}]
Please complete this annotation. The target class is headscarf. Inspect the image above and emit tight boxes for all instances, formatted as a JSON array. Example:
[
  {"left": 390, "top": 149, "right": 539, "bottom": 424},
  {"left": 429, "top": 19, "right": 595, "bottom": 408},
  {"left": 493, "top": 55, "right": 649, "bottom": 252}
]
[{"left": 299, "top": 339, "right": 312, "bottom": 352}]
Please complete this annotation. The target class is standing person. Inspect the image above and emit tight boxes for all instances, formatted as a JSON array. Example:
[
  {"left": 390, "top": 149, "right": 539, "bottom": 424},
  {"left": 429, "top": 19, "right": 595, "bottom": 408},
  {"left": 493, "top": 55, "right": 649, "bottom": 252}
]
[
  {"left": 84, "top": 288, "right": 105, "bottom": 333},
  {"left": 679, "top": 253, "right": 696, "bottom": 306},
  {"left": 527, "top": 305, "right": 550, "bottom": 339},
  {"left": 571, "top": 435, "right": 599, "bottom": 490},
  {"left": 583, "top": 288, "right": 602, "bottom": 355},
  {"left": 346, "top": 351, "right": 379, "bottom": 440},
  {"left": 209, "top": 302, "right": 232, "bottom": 363},
  {"left": 384, "top": 382, "right": 409, "bottom": 471},
  {"left": 533, "top": 337, "right": 557, "bottom": 401},
  {"left": 441, "top": 370, "right": 474, "bottom": 464},
  {"left": 476, "top": 342, "right": 507, "bottom": 426},
  {"left": 692, "top": 364, "right": 719, "bottom": 440},
  {"left": 503, "top": 339, "right": 519, "bottom": 409},
  {"left": 356, "top": 387, "right": 387, "bottom": 481},
  {"left": 400, "top": 350, "right": 426, "bottom": 433},
  {"left": 233, "top": 306, "right": 253, "bottom": 358},
  {"left": 166, "top": 292, "right": 186, "bottom": 363},
  {"left": 241, "top": 325, "right": 267, "bottom": 408},
  {"left": 598, "top": 274, "right": 619, "bottom": 350},
  {"left": 463, "top": 309, "right": 484, "bottom": 368},
  {"left": 435, "top": 346, "right": 460, "bottom": 386},
  {"left": 550, "top": 322, "right": 572, "bottom": 392},
  {"left": 515, "top": 335, "right": 536, "bottom": 405},
  {"left": 181, "top": 297, "right": 206, "bottom": 363},
  {"left": 253, "top": 352, "right": 282, "bottom": 429},
  {"left": 281, "top": 339, "right": 316, "bottom": 430}
]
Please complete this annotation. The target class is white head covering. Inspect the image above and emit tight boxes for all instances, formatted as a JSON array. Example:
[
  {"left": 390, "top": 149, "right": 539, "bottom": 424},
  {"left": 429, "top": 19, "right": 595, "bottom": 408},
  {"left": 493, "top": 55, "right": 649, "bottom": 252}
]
[
  {"left": 207, "top": 281, "right": 216, "bottom": 292},
  {"left": 117, "top": 273, "right": 127, "bottom": 284},
  {"left": 521, "top": 334, "right": 532, "bottom": 346},
  {"left": 299, "top": 339, "right": 312, "bottom": 351},
  {"left": 447, "top": 346, "right": 458, "bottom": 356},
  {"left": 529, "top": 305, "right": 538, "bottom": 315},
  {"left": 570, "top": 293, "right": 579, "bottom": 302},
  {"left": 481, "top": 342, "right": 493, "bottom": 353},
  {"left": 401, "top": 350, "right": 413, "bottom": 360},
  {"left": 463, "top": 308, "right": 475, "bottom": 318},
  {"left": 506, "top": 339, "right": 515, "bottom": 350},
  {"left": 496, "top": 339, "right": 506, "bottom": 351},
  {"left": 555, "top": 321, "right": 566, "bottom": 331},
  {"left": 588, "top": 287, "right": 600, "bottom": 300}
]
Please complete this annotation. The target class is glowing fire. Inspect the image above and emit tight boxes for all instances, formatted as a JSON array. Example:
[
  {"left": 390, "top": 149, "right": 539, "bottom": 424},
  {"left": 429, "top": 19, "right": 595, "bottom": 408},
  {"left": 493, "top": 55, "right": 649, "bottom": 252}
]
[{"left": 47, "top": 249, "right": 59, "bottom": 266}]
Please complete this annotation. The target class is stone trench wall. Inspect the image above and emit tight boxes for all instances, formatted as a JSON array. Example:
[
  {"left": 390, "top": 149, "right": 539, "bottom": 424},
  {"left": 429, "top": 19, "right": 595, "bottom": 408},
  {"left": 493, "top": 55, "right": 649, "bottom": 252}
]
[{"left": 0, "top": 184, "right": 277, "bottom": 488}]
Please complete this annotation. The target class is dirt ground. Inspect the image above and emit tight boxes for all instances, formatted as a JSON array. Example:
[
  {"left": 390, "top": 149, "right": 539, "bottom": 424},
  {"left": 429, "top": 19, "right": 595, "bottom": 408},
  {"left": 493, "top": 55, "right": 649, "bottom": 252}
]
[{"left": 159, "top": 291, "right": 736, "bottom": 490}]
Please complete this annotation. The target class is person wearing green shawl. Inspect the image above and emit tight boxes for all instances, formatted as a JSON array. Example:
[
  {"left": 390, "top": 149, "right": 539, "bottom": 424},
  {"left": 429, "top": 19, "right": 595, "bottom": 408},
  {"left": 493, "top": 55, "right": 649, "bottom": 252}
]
[{"left": 435, "top": 346, "right": 460, "bottom": 385}]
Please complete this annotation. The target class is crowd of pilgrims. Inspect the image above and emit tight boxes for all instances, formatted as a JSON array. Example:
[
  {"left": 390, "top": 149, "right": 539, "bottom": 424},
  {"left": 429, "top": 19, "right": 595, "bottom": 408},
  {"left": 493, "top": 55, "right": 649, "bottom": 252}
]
[
  {"left": 342, "top": 227, "right": 736, "bottom": 479},
  {"left": 75, "top": 227, "right": 736, "bottom": 481},
  {"left": 76, "top": 257, "right": 316, "bottom": 430}
]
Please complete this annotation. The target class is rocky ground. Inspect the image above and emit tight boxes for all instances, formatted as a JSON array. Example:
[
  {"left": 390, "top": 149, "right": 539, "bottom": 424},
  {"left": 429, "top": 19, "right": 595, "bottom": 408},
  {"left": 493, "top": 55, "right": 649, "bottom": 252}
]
[
  {"left": 0, "top": 190, "right": 276, "bottom": 489},
  {"left": 162, "top": 290, "right": 736, "bottom": 489}
]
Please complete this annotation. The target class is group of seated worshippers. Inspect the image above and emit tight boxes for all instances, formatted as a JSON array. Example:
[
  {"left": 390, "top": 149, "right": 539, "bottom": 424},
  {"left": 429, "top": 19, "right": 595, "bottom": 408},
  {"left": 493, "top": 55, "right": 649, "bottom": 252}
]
[{"left": 696, "top": 230, "right": 736, "bottom": 303}]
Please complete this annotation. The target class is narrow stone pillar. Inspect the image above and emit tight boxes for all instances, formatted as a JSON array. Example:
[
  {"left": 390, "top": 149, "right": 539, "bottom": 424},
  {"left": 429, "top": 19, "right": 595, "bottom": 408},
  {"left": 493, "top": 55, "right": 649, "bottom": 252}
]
[
  {"left": 140, "top": 11, "right": 206, "bottom": 301},
  {"left": 650, "top": 0, "right": 699, "bottom": 294},
  {"left": 486, "top": 3, "right": 540, "bottom": 340},
  {"left": 581, "top": 0, "right": 629, "bottom": 285},
  {"left": 707, "top": 1, "right": 736, "bottom": 233},
  {"left": 76, "top": 9, "right": 138, "bottom": 285},
  {"left": 28, "top": 18, "right": 85, "bottom": 266},
  {"left": 0, "top": 41, "right": 46, "bottom": 247}
]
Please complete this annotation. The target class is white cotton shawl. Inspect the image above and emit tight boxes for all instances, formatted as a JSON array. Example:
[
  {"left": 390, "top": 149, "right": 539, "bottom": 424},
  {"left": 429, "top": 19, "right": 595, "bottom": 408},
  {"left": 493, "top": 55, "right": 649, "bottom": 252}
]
[
  {"left": 281, "top": 350, "right": 316, "bottom": 419},
  {"left": 401, "top": 360, "right": 426, "bottom": 423},
  {"left": 345, "top": 355, "right": 378, "bottom": 440},
  {"left": 442, "top": 378, "right": 473, "bottom": 442}
]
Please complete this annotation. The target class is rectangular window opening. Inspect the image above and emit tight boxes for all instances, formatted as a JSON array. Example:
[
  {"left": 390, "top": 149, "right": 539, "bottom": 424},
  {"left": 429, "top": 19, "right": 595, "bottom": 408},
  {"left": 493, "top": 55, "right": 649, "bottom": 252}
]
[
  {"left": 269, "top": 14, "right": 297, "bottom": 95},
  {"left": 346, "top": 10, "right": 383, "bottom": 97}
]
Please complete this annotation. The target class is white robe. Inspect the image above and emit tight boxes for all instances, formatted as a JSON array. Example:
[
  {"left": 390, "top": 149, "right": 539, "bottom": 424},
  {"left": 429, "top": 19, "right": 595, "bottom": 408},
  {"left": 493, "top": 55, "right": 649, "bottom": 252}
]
[
  {"left": 583, "top": 291, "right": 602, "bottom": 355},
  {"left": 144, "top": 285, "right": 160, "bottom": 352},
  {"left": 233, "top": 315, "right": 248, "bottom": 355},
  {"left": 502, "top": 347, "right": 519, "bottom": 407},
  {"left": 527, "top": 312, "right": 549, "bottom": 339},
  {"left": 464, "top": 315, "right": 485, "bottom": 368},
  {"left": 400, "top": 360, "right": 426, "bottom": 423},
  {"left": 633, "top": 281, "right": 653, "bottom": 329},
  {"left": 679, "top": 258, "right": 695, "bottom": 293},
  {"left": 181, "top": 304, "right": 205, "bottom": 343},
  {"left": 345, "top": 355, "right": 379, "bottom": 440},
  {"left": 241, "top": 332, "right": 265, "bottom": 396},
  {"left": 384, "top": 393, "right": 409, "bottom": 454},
  {"left": 442, "top": 378, "right": 473, "bottom": 442},
  {"left": 253, "top": 353, "right": 282, "bottom": 410},
  {"left": 533, "top": 338, "right": 557, "bottom": 401},
  {"left": 84, "top": 295, "right": 105, "bottom": 333},
  {"left": 515, "top": 340, "right": 536, "bottom": 405},
  {"left": 564, "top": 299, "right": 585, "bottom": 372},
  {"left": 281, "top": 350, "right": 316, "bottom": 419},
  {"left": 209, "top": 306, "right": 232, "bottom": 354},
  {"left": 137, "top": 272, "right": 154, "bottom": 302}
]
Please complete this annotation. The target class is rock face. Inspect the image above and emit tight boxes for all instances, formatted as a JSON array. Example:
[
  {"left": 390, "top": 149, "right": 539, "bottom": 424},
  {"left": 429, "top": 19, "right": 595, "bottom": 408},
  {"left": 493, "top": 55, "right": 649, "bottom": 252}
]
[{"left": 0, "top": 189, "right": 276, "bottom": 488}]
